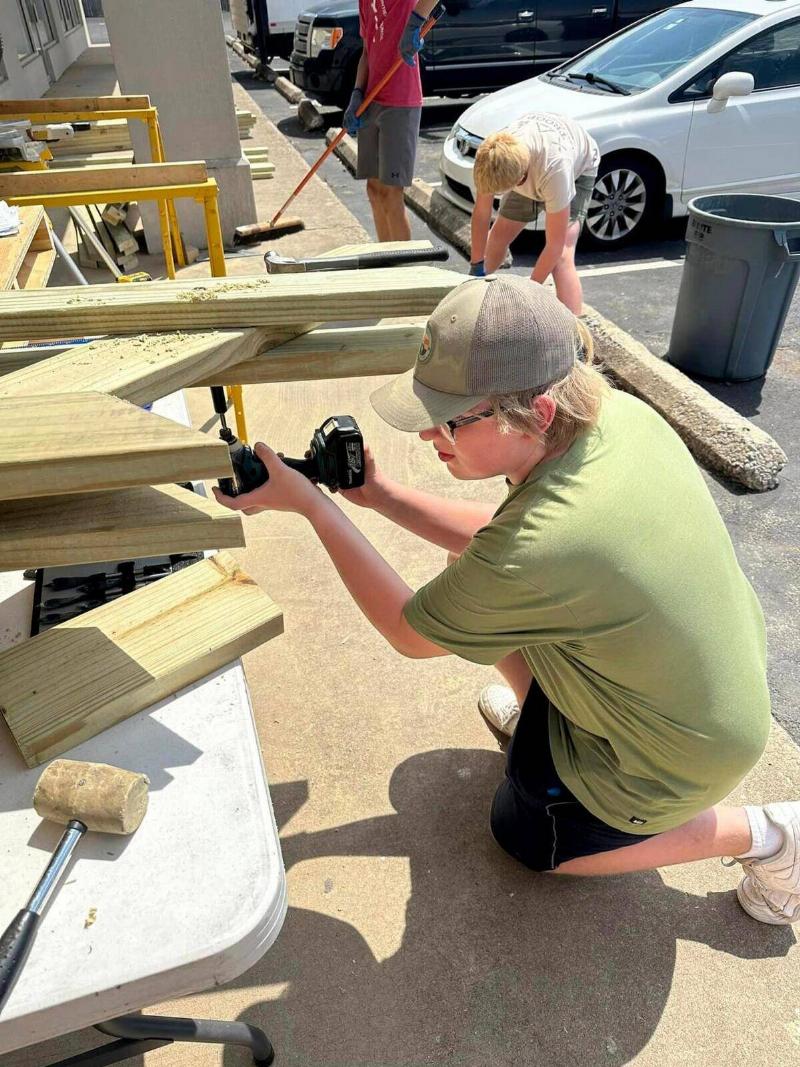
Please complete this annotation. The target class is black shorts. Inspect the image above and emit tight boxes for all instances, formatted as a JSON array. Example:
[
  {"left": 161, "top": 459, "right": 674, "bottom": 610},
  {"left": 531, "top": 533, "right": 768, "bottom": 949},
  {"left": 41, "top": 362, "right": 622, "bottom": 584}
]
[{"left": 490, "top": 680, "right": 655, "bottom": 871}]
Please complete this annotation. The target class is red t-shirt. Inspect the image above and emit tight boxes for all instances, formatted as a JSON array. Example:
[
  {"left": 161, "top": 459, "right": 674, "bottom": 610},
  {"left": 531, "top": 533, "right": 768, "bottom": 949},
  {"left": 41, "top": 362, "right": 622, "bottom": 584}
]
[{"left": 358, "top": 0, "right": 423, "bottom": 107}]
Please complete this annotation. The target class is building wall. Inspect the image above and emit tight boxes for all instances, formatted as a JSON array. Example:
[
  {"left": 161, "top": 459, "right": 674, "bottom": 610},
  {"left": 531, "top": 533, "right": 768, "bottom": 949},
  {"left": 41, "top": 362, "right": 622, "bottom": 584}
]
[{"left": 0, "top": 1, "right": 89, "bottom": 100}]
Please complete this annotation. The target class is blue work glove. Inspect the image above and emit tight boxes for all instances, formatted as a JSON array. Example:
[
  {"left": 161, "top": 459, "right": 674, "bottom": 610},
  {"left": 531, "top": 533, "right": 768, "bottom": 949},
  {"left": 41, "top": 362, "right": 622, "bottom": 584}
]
[
  {"left": 343, "top": 88, "right": 364, "bottom": 136},
  {"left": 469, "top": 260, "right": 486, "bottom": 277},
  {"left": 399, "top": 10, "right": 426, "bottom": 66}
]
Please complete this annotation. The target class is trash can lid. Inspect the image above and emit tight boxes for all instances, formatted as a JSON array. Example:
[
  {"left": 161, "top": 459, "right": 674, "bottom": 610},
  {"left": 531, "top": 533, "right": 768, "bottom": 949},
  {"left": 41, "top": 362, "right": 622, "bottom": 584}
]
[{"left": 689, "top": 194, "right": 800, "bottom": 230}]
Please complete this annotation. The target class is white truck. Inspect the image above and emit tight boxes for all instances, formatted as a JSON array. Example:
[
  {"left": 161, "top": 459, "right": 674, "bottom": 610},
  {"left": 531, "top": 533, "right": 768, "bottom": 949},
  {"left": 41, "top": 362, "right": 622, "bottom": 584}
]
[{"left": 231, "top": 0, "right": 311, "bottom": 61}]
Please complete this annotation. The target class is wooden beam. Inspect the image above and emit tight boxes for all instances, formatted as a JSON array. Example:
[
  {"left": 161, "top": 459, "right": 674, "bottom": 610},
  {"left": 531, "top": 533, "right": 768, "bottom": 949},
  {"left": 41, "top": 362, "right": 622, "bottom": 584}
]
[
  {"left": 0, "top": 552, "right": 283, "bottom": 767},
  {"left": 0, "top": 96, "right": 151, "bottom": 116},
  {"left": 0, "top": 161, "right": 209, "bottom": 198},
  {"left": 0, "top": 206, "right": 46, "bottom": 290},
  {"left": 0, "top": 327, "right": 311, "bottom": 403},
  {"left": 194, "top": 321, "right": 425, "bottom": 385},
  {"left": 0, "top": 392, "right": 231, "bottom": 500},
  {"left": 0, "top": 483, "right": 245, "bottom": 571},
  {"left": 0, "top": 266, "right": 463, "bottom": 341}
]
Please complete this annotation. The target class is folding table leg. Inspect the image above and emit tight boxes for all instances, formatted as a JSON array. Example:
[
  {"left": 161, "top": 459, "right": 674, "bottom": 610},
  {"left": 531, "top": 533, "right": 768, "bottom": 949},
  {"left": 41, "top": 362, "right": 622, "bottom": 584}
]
[
  {"left": 44, "top": 1037, "right": 171, "bottom": 1066},
  {"left": 97, "top": 1013, "right": 275, "bottom": 1065}
]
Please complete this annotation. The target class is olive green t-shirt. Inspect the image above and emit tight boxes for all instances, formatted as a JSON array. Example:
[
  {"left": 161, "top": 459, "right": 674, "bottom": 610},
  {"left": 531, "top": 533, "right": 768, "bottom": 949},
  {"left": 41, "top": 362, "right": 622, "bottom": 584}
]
[{"left": 404, "top": 389, "right": 771, "bottom": 834}]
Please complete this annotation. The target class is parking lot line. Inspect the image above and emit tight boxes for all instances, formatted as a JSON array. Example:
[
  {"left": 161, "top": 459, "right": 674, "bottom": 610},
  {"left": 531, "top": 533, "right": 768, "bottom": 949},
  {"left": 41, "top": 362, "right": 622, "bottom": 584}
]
[{"left": 577, "top": 259, "right": 683, "bottom": 278}]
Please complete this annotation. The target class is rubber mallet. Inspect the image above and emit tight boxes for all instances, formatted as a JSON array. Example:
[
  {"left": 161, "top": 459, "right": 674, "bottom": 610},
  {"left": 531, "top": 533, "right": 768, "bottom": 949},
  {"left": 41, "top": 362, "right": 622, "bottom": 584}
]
[{"left": 0, "top": 759, "right": 149, "bottom": 1012}]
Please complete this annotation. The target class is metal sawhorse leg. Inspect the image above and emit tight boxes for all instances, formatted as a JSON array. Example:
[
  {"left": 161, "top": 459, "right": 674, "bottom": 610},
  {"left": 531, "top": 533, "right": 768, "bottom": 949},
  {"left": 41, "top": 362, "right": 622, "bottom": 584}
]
[{"left": 44, "top": 1013, "right": 275, "bottom": 1066}]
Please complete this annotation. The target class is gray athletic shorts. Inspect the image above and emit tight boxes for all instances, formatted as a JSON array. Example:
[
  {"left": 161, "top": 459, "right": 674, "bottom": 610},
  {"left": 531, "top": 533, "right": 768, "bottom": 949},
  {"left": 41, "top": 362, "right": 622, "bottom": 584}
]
[
  {"left": 356, "top": 103, "right": 421, "bottom": 188},
  {"left": 498, "top": 171, "right": 598, "bottom": 227}
]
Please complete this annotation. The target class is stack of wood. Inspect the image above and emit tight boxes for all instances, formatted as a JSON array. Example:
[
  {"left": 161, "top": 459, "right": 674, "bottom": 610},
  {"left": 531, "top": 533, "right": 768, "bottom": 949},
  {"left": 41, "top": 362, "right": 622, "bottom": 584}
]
[
  {"left": 244, "top": 144, "right": 274, "bottom": 181},
  {"left": 48, "top": 109, "right": 257, "bottom": 161},
  {"left": 74, "top": 202, "right": 142, "bottom": 273},
  {"left": 0, "top": 245, "right": 460, "bottom": 768}
]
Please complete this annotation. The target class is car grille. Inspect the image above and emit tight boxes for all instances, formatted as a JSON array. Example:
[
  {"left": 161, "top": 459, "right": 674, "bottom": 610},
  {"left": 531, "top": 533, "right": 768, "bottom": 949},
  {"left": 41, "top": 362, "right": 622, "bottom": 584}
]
[
  {"left": 453, "top": 129, "right": 483, "bottom": 160},
  {"left": 293, "top": 16, "right": 312, "bottom": 57},
  {"left": 443, "top": 174, "right": 474, "bottom": 204}
]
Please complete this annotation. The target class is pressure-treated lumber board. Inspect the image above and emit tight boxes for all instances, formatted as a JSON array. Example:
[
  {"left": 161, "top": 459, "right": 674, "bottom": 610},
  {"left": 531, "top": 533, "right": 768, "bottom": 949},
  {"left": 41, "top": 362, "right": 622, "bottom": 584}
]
[
  {"left": 0, "top": 327, "right": 310, "bottom": 403},
  {"left": 0, "top": 552, "right": 283, "bottom": 767},
  {"left": 0, "top": 206, "right": 46, "bottom": 290},
  {"left": 0, "top": 96, "right": 151, "bottom": 116},
  {"left": 0, "top": 161, "right": 208, "bottom": 198},
  {"left": 195, "top": 321, "right": 426, "bottom": 385},
  {"left": 0, "top": 392, "right": 231, "bottom": 500},
  {"left": 0, "top": 266, "right": 463, "bottom": 341},
  {"left": 0, "top": 483, "right": 245, "bottom": 571}
]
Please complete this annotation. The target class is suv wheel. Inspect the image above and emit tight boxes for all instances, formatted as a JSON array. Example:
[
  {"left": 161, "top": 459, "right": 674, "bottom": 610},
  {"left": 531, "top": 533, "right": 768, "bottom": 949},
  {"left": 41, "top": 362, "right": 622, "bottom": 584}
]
[{"left": 583, "top": 155, "right": 662, "bottom": 249}]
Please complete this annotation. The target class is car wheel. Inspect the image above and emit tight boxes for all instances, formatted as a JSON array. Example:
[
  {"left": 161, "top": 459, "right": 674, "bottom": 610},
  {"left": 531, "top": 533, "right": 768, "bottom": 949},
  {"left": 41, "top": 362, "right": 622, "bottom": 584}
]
[{"left": 582, "top": 156, "right": 662, "bottom": 249}]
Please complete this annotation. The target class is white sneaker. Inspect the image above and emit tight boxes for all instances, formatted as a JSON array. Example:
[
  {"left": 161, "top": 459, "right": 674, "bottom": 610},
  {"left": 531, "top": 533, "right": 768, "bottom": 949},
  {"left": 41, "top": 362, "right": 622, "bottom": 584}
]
[
  {"left": 734, "top": 802, "right": 800, "bottom": 925},
  {"left": 477, "top": 685, "right": 521, "bottom": 748}
]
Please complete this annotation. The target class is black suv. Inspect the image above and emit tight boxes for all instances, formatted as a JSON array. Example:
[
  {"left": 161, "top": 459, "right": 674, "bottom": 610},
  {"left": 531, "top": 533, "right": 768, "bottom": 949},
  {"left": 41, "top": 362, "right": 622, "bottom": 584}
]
[{"left": 290, "top": 0, "right": 675, "bottom": 108}]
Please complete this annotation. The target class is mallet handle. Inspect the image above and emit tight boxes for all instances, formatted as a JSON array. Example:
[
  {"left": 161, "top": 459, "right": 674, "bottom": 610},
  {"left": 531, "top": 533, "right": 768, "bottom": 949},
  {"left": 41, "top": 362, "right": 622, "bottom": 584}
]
[{"left": 0, "top": 820, "right": 86, "bottom": 1012}]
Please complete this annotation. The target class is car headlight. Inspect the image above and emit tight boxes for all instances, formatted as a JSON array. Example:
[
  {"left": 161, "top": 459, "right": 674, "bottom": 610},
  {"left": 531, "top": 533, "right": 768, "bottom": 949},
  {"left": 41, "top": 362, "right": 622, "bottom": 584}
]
[{"left": 309, "top": 26, "right": 343, "bottom": 58}]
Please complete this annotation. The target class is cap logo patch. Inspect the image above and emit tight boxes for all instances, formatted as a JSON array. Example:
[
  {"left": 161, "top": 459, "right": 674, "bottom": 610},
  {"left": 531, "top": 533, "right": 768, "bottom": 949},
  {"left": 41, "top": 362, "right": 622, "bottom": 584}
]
[{"left": 417, "top": 329, "right": 433, "bottom": 363}]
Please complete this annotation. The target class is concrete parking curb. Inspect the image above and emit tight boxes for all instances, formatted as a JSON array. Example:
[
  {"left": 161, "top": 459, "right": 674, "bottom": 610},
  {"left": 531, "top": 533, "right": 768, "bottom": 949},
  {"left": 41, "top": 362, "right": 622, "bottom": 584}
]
[
  {"left": 583, "top": 307, "right": 787, "bottom": 491},
  {"left": 323, "top": 128, "right": 786, "bottom": 491},
  {"left": 274, "top": 74, "right": 305, "bottom": 105},
  {"left": 224, "top": 35, "right": 261, "bottom": 73}
]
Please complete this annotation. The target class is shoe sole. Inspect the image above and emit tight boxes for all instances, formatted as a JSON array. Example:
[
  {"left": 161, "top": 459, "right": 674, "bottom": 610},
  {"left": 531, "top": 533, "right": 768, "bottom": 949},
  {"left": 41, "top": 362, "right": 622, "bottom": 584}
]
[
  {"left": 477, "top": 703, "right": 511, "bottom": 753},
  {"left": 736, "top": 879, "right": 800, "bottom": 925}
]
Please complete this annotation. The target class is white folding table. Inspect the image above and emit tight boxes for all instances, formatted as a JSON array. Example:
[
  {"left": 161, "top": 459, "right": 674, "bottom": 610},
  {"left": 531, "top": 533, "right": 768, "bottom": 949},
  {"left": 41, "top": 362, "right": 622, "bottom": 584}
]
[{"left": 0, "top": 393, "right": 287, "bottom": 1065}]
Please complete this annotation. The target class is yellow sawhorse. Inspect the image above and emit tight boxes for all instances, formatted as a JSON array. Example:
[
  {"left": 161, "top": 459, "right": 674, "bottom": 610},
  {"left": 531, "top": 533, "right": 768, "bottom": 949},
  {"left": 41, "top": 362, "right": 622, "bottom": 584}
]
[
  {"left": 4, "top": 176, "right": 248, "bottom": 442},
  {"left": 0, "top": 97, "right": 186, "bottom": 274}
]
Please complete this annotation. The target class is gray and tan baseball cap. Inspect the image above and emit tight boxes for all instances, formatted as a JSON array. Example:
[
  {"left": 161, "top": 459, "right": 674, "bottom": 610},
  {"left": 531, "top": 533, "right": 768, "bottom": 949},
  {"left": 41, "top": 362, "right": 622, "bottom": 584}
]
[{"left": 370, "top": 275, "right": 581, "bottom": 432}]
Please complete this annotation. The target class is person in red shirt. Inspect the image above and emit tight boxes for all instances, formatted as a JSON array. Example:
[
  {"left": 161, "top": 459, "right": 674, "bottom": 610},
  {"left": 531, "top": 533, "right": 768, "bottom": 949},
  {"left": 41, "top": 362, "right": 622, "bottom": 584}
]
[{"left": 343, "top": 0, "right": 437, "bottom": 240}]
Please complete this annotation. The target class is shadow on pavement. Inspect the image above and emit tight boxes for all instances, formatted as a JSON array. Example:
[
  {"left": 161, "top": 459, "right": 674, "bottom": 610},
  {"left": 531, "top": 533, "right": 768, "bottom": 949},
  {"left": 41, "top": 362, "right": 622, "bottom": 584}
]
[{"left": 224, "top": 748, "right": 794, "bottom": 1066}]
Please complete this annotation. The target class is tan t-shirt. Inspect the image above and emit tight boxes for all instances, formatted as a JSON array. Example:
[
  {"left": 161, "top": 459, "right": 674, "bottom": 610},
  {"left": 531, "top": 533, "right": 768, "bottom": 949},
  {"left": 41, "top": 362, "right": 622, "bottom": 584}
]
[
  {"left": 507, "top": 112, "right": 600, "bottom": 213},
  {"left": 404, "top": 390, "right": 771, "bottom": 835}
]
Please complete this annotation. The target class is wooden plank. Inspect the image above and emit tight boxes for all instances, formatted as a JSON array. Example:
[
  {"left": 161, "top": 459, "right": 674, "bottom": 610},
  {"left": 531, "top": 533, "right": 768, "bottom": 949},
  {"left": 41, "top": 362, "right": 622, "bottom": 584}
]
[
  {"left": 195, "top": 321, "right": 425, "bottom": 385},
  {"left": 0, "top": 161, "right": 208, "bottom": 198},
  {"left": 0, "top": 327, "right": 306, "bottom": 403},
  {"left": 0, "top": 205, "right": 45, "bottom": 290},
  {"left": 0, "top": 96, "right": 151, "bottom": 116},
  {"left": 0, "top": 266, "right": 463, "bottom": 341},
  {"left": 16, "top": 246, "right": 56, "bottom": 290},
  {"left": 0, "top": 552, "right": 283, "bottom": 767},
  {"left": 0, "top": 483, "right": 245, "bottom": 571},
  {"left": 0, "top": 392, "right": 231, "bottom": 501}
]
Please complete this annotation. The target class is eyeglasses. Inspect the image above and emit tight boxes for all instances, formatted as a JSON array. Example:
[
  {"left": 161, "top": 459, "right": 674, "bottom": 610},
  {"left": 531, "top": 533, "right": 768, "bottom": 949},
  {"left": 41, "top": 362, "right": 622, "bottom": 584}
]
[{"left": 445, "top": 409, "right": 495, "bottom": 435}]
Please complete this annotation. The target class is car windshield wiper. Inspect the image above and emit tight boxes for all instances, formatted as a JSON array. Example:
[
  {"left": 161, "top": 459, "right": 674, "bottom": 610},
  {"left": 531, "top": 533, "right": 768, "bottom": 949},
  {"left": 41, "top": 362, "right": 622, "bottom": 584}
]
[{"left": 565, "top": 71, "right": 631, "bottom": 95}]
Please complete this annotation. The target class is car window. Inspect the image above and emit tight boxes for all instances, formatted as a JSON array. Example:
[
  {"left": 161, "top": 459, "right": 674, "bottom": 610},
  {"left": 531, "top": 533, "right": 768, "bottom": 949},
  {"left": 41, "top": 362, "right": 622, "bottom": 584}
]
[
  {"left": 679, "top": 18, "right": 800, "bottom": 97},
  {"left": 551, "top": 7, "right": 756, "bottom": 94}
]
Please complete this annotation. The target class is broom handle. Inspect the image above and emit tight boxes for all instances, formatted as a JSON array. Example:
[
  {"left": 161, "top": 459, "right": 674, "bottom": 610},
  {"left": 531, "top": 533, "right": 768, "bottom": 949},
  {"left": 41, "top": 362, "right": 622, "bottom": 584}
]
[{"left": 269, "top": 2, "right": 445, "bottom": 228}]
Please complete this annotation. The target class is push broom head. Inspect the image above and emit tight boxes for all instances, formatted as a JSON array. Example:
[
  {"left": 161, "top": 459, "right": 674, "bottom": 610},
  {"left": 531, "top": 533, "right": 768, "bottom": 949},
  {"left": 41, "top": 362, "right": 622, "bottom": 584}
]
[{"left": 233, "top": 217, "right": 306, "bottom": 245}]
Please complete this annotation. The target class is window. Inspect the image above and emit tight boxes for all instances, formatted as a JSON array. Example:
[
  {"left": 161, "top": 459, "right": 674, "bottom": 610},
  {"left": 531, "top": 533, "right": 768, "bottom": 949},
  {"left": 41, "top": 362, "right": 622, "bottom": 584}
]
[
  {"left": 679, "top": 18, "right": 800, "bottom": 99},
  {"left": 16, "top": 1, "right": 37, "bottom": 60},
  {"left": 57, "top": 0, "right": 81, "bottom": 31},
  {"left": 18, "top": 0, "right": 58, "bottom": 54}
]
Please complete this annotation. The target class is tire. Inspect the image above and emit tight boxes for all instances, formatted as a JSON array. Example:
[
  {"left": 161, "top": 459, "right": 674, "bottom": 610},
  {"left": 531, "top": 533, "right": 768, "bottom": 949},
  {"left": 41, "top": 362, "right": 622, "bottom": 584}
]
[{"left": 582, "top": 154, "right": 663, "bottom": 250}]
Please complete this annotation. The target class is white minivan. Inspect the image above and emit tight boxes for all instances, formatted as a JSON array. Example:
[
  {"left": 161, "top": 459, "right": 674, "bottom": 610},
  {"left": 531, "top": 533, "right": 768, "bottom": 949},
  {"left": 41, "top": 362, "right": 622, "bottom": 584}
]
[{"left": 440, "top": 0, "right": 800, "bottom": 247}]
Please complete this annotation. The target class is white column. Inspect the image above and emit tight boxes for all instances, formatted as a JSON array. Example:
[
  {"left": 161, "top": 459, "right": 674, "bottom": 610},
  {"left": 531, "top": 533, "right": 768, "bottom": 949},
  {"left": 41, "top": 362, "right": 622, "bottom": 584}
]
[{"left": 103, "top": 0, "right": 256, "bottom": 252}]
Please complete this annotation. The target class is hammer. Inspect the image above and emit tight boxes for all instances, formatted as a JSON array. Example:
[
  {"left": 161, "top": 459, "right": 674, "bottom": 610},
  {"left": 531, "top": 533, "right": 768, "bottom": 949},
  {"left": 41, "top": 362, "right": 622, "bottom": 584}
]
[{"left": 0, "top": 759, "right": 149, "bottom": 1012}]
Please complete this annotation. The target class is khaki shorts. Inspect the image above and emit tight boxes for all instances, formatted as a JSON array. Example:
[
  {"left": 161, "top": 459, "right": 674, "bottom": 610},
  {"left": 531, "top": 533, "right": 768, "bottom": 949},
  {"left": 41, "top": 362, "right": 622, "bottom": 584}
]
[
  {"left": 498, "top": 171, "right": 598, "bottom": 227},
  {"left": 356, "top": 103, "right": 421, "bottom": 188}
]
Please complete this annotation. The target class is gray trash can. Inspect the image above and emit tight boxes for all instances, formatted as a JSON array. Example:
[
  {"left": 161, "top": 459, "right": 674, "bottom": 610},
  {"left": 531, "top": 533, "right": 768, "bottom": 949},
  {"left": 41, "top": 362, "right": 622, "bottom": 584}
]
[{"left": 668, "top": 194, "right": 800, "bottom": 381}]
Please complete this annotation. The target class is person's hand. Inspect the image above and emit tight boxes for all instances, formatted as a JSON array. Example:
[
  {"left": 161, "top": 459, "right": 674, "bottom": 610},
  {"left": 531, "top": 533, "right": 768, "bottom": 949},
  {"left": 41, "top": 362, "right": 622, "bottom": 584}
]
[
  {"left": 343, "top": 88, "right": 365, "bottom": 136},
  {"left": 212, "top": 442, "right": 323, "bottom": 517},
  {"left": 339, "top": 445, "right": 389, "bottom": 510},
  {"left": 399, "top": 10, "right": 425, "bottom": 66},
  {"left": 469, "top": 260, "right": 486, "bottom": 277}
]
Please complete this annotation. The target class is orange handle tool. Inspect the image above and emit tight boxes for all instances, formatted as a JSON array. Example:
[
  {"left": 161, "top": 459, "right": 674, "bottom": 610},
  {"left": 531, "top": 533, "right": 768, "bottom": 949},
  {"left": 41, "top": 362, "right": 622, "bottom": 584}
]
[{"left": 269, "top": 2, "right": 446, "bottom": 229}]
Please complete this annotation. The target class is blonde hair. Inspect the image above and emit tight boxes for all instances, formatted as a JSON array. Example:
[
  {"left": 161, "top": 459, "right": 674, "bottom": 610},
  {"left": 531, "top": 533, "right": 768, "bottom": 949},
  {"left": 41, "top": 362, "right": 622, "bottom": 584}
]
[
  {"left": 474, "top": 132, "right": 530, "bottom": 195},
  {"left": 489, "top": 322, "right": 610, "bottom": 454}
]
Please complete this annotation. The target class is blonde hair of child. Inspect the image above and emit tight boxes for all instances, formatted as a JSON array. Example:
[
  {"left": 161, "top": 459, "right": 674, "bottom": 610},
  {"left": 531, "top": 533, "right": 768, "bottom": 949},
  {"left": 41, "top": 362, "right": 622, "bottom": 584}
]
[{"left": 473, "top": 132, "right": 530, "bottom": 195}]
